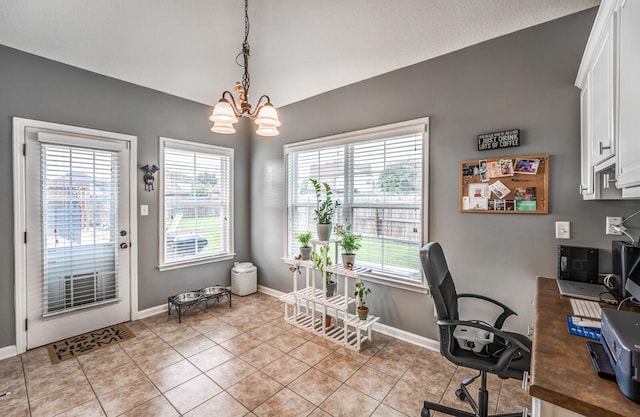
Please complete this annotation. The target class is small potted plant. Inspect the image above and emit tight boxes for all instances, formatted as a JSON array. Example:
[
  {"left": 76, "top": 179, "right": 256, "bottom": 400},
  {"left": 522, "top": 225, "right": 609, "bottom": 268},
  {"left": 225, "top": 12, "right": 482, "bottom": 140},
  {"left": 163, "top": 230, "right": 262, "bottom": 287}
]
[
  {"left": 354, "top": 280, "right": 372, "bottom": 320},
  {"left": 309, "top": 179, "right": 340, "bottom": 241},
  {"left": 336, "top": 224, "right": 362, "bottom": 267},
  {"left": 297, "top": 231, "right": 313, "bottom": 260},
  {"left": 312, "top": 246, "right": 336, "bottom": 298}
]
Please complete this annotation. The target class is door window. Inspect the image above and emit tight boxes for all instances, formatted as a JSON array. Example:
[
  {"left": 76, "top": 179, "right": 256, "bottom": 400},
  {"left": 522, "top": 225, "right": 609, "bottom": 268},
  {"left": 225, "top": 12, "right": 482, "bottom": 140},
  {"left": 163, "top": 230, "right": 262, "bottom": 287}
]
[{"left": 40, "top": 143, "right": 120, "bottom": 315}]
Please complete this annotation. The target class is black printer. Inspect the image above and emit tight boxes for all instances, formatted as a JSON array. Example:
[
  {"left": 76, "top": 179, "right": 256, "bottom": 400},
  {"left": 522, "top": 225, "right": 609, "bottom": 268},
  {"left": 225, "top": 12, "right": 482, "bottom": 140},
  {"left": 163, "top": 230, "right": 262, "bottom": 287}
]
[{"left": 601, "top": 308, "right": 640, "bottom": 403}]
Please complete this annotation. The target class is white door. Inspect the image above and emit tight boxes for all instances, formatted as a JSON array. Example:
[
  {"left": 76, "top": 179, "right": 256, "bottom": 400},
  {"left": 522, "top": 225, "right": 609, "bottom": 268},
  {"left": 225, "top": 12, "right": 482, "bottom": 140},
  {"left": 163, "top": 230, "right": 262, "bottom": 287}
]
[{"left": 24, "top": 127, "right": 132, "bottom": 349}]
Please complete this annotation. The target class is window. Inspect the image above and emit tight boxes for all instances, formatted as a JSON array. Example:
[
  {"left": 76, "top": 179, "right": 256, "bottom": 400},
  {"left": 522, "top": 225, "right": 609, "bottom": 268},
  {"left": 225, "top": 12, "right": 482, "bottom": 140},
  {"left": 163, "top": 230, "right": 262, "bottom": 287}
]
[
  {"left": 285, "top": 118, "right": 429, "bottom": 286},
  {"left": 40, "top": 139, "right": 121, "bottom": 315},
  {"left": 159, "top": 137, "right": 234, "bottom": 270}
]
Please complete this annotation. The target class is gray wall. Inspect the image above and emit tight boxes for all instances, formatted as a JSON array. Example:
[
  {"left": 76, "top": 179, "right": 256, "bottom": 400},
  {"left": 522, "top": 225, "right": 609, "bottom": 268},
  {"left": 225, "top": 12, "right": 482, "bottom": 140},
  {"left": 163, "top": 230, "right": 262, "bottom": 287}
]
[
  {"left": 0, "top": 45, "right": 252, "bottom": 348},
  {"left": 250, "top": 8, "right": 640, "bottom": 340}
]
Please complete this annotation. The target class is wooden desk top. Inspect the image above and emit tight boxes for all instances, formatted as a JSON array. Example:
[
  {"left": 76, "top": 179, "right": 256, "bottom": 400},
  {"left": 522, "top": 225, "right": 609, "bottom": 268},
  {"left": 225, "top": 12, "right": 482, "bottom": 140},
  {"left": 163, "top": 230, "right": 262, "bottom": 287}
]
[{"left": 531, "top": 277, "right": 640, "bottom": 417}]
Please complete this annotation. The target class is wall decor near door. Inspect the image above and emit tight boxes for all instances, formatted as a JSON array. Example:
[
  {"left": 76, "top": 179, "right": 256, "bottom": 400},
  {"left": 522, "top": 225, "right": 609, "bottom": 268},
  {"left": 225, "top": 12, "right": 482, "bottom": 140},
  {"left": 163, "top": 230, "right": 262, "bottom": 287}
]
[{"left": 459, "top": 154, "right": 549, "bottom": 214}]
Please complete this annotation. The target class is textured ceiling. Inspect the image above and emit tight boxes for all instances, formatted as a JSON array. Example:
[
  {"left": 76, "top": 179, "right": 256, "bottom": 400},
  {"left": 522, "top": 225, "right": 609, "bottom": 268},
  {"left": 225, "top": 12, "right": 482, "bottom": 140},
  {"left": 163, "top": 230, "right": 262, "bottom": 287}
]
[{"left": 0, "top": 0, "right": 598, "bottom": 108}]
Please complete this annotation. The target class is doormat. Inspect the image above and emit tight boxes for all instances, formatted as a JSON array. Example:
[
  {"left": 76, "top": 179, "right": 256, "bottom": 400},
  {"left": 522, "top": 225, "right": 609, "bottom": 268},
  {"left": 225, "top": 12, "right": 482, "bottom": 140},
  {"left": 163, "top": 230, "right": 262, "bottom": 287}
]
[{"left": 46, "top": 323, "right": 135, "bottom": 364}]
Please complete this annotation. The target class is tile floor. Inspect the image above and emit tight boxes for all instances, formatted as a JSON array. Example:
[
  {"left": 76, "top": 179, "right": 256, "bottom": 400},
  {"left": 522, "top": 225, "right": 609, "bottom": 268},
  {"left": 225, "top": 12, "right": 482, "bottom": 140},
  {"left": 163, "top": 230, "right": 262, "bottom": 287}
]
[{"left": 0, "top": 292, "right": 531, "bottom": 417}]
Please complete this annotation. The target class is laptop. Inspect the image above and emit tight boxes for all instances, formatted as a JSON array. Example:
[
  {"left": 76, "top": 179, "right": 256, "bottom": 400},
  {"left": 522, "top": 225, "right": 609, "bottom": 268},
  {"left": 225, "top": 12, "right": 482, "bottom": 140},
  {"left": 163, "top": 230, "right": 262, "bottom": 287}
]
[
  {"left": 556, "top": 279, "right": 608, "bottom": 301},
  {"left": 556, "top": 245, "right": 611, "bottom": 302}
]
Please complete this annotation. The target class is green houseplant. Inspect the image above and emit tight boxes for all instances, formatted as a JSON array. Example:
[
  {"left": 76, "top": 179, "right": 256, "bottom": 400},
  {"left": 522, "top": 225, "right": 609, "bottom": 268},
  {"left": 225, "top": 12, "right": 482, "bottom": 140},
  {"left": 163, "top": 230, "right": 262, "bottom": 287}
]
[
  {"left": 312, "top": 246, "right": 336, "bottom": 298},
  {"left": 354, "top": 280, "right": 372, "bottom": 320},
  {"left": 309, "top": 179, "right": 340, "bottom": 241},
  {"left": 313, "top": 245, "right": 336, "bottom": 327},
  {"left": 336, "top": 224, "right": 362, "bottom": 267},
  {"left": 297, "top": 231, "right": 313, "bottom": 260}
]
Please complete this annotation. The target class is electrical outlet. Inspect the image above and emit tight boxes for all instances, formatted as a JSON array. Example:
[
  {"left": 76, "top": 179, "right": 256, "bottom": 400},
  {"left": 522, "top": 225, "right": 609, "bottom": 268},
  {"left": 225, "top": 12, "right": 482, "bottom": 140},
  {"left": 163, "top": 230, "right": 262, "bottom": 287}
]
[
  {"left": 606, "top": 216, "right": 623, "bottom": 235},
  {"left": 555, "top": 221, "right": 570, "bottom": 239}
]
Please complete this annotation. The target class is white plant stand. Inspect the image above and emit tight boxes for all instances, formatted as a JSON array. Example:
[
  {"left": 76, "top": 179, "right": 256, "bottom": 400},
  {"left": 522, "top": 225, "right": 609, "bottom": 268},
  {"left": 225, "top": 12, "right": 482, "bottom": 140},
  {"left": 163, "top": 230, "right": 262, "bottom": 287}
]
[{"left": 280, "top": 240, "right": 379, "bottom": 351}]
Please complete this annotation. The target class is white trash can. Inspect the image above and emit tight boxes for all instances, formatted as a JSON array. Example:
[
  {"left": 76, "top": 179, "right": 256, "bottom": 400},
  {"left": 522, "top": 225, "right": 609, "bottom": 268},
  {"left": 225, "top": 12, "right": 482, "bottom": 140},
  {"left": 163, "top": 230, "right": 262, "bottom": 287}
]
[{"left": 231, "top": 262, "right": 257, "bottom": 296}]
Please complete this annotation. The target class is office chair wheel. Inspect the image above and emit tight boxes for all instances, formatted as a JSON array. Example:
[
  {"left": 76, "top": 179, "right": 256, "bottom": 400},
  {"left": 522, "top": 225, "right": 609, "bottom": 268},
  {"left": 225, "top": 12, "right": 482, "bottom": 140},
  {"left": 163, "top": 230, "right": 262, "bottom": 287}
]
[
  {"left": 420, "top": 408, "right": 431, "bottom": 417},
  {"left": 455, "top": 388, "right": 466, "bottom": 401}
]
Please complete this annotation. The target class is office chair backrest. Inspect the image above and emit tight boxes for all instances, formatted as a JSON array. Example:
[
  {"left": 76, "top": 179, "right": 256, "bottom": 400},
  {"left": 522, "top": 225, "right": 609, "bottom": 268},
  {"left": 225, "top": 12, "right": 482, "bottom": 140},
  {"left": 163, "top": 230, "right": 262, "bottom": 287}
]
[{"left": 420, "top": 242, "right": 459, "bottom": 322}]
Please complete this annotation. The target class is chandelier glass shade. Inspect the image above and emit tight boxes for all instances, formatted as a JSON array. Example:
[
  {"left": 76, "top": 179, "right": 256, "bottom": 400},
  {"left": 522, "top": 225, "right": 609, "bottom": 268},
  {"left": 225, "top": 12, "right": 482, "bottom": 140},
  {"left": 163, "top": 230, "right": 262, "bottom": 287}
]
[{"left": 210, "top": 0, "right": 280, "bottom": 136}]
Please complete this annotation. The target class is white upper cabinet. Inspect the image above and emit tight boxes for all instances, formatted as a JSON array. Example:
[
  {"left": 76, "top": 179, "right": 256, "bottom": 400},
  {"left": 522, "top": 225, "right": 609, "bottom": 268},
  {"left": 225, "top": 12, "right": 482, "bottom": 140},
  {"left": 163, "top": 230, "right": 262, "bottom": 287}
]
[
  {"left": 576, "top": 0, "right": 640, "bottom": 199},
  {"left": 617, "top": 0, "right": 640, "bottom": 190},
  {"left": 589, "top": 15, "right": 615, "bottom": 166}
]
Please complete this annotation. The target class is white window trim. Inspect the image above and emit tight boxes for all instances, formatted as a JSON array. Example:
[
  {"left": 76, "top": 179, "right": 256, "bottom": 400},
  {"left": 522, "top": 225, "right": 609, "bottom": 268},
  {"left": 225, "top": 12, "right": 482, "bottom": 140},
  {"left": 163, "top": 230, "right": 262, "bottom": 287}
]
[
  {"left": 158, "top": 137, "right": 235, "bottom": 271},
  {"left": 283, "top": 117, "right": 430, "bottom": 291}
]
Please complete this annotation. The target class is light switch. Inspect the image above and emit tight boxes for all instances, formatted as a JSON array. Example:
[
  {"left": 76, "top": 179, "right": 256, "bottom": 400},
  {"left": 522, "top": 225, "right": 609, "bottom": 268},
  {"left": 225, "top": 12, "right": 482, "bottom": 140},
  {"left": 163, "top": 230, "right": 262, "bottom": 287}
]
[
  {"left": 555, "top": 221, "right": 570, "bottom": 239},
  {"left": 140, "top": 205, "right": 149, "bottom": 216}
]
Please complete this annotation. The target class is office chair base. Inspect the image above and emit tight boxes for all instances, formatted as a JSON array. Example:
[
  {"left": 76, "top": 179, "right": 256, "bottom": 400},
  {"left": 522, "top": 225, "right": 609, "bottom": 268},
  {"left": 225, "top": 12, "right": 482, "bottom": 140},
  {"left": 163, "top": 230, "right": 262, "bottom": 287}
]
[
  {"left": 421, "top": 372, "right": 528, "bottom": 417},
  {"left": 421, "top": 401, "right": 527, "bottom": 417}
]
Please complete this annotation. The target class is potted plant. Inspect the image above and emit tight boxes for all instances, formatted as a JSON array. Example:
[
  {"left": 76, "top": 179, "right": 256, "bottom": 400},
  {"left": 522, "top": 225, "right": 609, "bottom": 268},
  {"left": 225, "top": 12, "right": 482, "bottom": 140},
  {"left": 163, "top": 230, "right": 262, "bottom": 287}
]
[
  {"left": 336, "top": 224, "right": 362, "bottom": 268},
  {"left": 309, "top": 179, "right": 340, "bottom": 241},
  {"left": 312, "top": 246, "right": 336, "bottom": 298},
  {"left": 354, "top": 280, "right": 372, "bottom": 320},
  {"left": 297, "top": 231, "right": 313, "bottom": 260}
]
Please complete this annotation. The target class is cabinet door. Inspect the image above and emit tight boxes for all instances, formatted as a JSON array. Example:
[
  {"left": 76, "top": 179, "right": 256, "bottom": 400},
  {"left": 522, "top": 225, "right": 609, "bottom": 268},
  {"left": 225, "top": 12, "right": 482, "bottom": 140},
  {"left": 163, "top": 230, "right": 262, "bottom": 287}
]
[
  {"left": 590, "top": 16, "right": 615, "bottom": 166},
  {"left": 617, "top": 0, "right": 640, "bottom": 189},
  {"left": 579, "top": 78, "right": 595, "bottom": 198}
]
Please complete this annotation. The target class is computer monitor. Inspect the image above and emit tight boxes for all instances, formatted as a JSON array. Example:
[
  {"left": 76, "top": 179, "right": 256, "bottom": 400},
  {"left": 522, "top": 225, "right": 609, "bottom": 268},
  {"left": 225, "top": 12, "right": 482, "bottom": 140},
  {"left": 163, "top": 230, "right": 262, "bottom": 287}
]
[
  {"left": 612, "top": 241, "right": 640, "bottom": 298},
  {"left": 624, "top": 248, "right": 640, "bottom": 301}
]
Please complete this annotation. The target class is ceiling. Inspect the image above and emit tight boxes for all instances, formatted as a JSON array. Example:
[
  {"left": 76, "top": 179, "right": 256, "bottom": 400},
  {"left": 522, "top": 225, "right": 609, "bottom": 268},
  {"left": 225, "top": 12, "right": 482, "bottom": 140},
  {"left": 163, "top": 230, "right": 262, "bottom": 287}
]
[{"left": 0, "top": 0, "right": 598, "bottom": 108}]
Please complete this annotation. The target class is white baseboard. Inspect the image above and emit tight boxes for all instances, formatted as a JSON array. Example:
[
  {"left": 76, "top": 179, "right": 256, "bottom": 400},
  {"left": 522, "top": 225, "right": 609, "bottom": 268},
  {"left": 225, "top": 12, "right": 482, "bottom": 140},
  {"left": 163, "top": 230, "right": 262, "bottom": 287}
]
[
  {"left": 137, "top": 304, "right": 167, "bottom": 319},
  {"left": 373, "top": 322, "right": 439, "bottom": 351},
  {"left": 0, "top": 345, "right": 17, "bottom": 360},
  {"left": 258, "top": 285, "right": 282, "bottom": 298},
  {"left": 258, "top": 286, "right": 439, "bottom": 351}
]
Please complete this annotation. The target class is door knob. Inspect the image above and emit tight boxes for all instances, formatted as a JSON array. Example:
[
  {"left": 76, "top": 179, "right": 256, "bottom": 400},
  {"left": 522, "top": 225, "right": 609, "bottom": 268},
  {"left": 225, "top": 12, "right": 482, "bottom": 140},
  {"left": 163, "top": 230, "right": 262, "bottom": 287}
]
[{"left": 120, "top": 242, "right": 129, "bottom": 249}]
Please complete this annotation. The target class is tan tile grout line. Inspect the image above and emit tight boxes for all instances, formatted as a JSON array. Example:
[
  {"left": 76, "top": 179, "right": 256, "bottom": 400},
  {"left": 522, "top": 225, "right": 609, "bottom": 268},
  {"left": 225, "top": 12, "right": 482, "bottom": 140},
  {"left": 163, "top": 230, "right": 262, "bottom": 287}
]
[
  {"left": 18, "top": 355, "right": 32, "bottom": 416},
  {"left": 115, "top": 335, "right": 182, "bottom": 417},
  {"left": 78, "top": 355, "right": 110, "bottom": 417}
]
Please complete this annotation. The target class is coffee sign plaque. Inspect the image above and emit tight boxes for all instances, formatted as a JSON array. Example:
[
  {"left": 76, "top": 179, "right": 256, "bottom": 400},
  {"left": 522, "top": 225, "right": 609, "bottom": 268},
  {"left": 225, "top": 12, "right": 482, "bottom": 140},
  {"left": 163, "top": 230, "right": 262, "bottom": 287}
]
[{"left": 477, "top": 129, "right": 520, "bottom": 151}]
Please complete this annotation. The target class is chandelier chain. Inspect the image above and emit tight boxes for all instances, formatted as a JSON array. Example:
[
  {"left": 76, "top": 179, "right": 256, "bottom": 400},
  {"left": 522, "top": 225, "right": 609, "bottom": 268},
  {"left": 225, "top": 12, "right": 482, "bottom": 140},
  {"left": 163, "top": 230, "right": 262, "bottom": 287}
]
[{"left": 241, "top": 0, "right": 251, "bottom": 96}]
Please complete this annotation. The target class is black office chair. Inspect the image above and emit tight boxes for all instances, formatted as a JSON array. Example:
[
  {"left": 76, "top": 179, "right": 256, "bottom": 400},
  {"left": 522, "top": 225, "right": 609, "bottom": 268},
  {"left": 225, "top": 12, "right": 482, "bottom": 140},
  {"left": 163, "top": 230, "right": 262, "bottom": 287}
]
[{"left": 420, "top": 242, "right": 531, "bottom": 417}]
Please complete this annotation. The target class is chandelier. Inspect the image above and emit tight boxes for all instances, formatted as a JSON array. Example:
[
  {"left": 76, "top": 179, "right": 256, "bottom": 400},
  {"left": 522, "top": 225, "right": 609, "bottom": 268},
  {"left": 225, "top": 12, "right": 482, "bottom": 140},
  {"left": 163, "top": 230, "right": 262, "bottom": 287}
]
[{"left": 209, "top": 0, "right": 281, "bottom": 136}]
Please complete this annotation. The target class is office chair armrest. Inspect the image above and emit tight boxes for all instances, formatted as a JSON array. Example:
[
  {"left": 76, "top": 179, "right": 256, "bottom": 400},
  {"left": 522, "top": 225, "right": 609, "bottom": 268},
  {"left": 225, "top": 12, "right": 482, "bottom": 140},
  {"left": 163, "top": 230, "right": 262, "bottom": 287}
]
[
  {"left": 457, "top": 293, "right": 517, "bottom": 329},
  {"left": 437, "top": 318, "right": 531, "bottom": 373}
]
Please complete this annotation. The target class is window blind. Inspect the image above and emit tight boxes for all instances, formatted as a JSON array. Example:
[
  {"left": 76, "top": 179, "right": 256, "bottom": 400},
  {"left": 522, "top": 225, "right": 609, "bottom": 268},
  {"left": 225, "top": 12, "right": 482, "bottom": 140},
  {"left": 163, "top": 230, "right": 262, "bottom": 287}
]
[
  {"left": 286, "top": 119, "right": 427, "bottom": 283},
  {"left": 41, "top": 144, "right": 119, "bottom": 316},
  {"left": 161, "top": 139, "right": 233, "bottom": 267}
]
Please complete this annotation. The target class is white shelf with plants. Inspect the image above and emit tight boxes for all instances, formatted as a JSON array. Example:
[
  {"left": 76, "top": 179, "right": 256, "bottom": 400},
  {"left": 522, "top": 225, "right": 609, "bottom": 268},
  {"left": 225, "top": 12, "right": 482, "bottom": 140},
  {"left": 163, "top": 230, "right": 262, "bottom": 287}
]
[
  {"left": 280, "top": 239, "right": 379, "bottom": 352},
  {"left": 280, "top": 179, "right": 379, "bottom": 351}
]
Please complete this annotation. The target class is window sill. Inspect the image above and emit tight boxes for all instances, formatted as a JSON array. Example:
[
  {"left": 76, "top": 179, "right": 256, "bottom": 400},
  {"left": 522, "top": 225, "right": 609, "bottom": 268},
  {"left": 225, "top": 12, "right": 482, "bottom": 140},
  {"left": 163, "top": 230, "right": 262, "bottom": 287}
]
[
  {"left": 359, "top": 271, "right": 429, "bottom": 294},
  {"left": 158, "top": 253, "right": 236, "bottom": 271}
]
